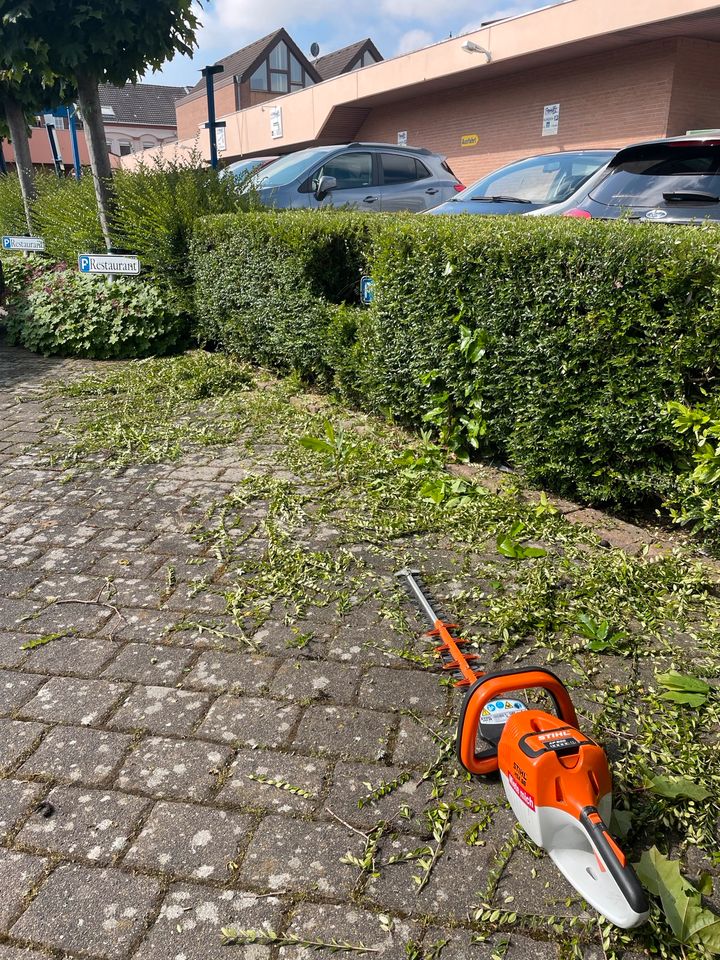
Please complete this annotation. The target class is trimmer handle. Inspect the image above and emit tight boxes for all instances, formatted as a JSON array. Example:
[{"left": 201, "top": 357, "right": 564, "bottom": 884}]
[
  {"left": 580, "top": 806, "right": 649, "bottom": 918},
  {"left": 456, "top": 667, "right": 579, "bottom": 776}
]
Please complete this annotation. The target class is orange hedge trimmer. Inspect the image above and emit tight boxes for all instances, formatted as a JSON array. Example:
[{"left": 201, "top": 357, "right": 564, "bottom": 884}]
[{"left": 397, "top": 568, "right": 649, "bottom": 930}]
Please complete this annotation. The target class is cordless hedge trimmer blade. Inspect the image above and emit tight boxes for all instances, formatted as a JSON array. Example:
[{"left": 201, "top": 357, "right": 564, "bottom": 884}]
[{"left": 396, "top": 568, "right": 482, "bottom": 687}]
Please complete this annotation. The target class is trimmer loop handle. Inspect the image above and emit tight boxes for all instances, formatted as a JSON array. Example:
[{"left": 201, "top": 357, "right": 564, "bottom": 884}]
[{"left": 456, "top": 666, "right": 579, "bottom": 776}]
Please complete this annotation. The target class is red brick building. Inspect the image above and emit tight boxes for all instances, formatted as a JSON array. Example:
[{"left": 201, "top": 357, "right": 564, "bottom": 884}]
[{"left": 124, "top": 0, "right": 720, "bottom": 185}]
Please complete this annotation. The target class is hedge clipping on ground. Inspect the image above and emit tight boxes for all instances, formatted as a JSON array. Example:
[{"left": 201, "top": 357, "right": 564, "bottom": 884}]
[{"left": 193, "top": 211, "right": 720, "bottom": 517}]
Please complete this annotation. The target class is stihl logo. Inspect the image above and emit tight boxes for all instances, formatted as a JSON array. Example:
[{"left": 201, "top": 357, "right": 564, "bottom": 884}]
[
  {"left": 538, "top": 730, "right": 572, "bottom": 741},
  {"left": 508, "top": 772, "right": 536, "bottom": 811}
]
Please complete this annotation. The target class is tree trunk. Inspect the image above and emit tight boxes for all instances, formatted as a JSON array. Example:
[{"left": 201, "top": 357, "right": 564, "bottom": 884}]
[
  {"left": 3, "top": 96, "right": 35, "bottom": 234},
  {"left": 75, "top": 71, "right": 113, "bottom": 250}
]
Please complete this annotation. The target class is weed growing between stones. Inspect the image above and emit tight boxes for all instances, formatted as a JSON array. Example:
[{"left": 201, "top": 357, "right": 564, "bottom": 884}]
[{"left": 55, "top": 351, "right": 720, "bottom": 959}]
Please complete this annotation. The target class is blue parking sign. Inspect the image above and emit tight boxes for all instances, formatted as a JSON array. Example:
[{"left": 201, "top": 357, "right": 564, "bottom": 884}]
[
  {"left": 360, "top": 276, "right": 375, "bottom": 305},
  {"left": 79, "top": 255, "right": 91, "bottom": 273}
]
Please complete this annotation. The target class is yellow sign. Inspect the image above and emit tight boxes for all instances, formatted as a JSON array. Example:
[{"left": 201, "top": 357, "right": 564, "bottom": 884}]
[{"left": 461, "top": 134, "right": 479, "bottom": 148}]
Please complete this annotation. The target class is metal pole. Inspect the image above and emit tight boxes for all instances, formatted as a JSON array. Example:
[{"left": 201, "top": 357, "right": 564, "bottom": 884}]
[
  {"left": 45, "top": 120, "right": 63, "bottom": 177},
  {"left": 201, "top": 64, "right": 224, "bottom": 170},
  {"left": 68, "top": 106, "right": 82, "bottom": 180}
]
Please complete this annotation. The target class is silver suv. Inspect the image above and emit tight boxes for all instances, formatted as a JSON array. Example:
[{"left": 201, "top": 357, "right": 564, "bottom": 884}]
[{"left": 249, "top": 142, "right": 463, "bottom": 212}]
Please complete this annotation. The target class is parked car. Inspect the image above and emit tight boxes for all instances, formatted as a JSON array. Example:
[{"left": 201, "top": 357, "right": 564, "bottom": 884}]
[
  {"left": 427, "top": 150, "right": 616, "bottom": 216},
  {"left": 220, "top": 156, "right": 278, "bottom": 180},
  {"left": 550, "top": 136, "right": 720, "bottom": 223},
  {"left": 248, "top": 143, "right": 464, "bottom": 212}
]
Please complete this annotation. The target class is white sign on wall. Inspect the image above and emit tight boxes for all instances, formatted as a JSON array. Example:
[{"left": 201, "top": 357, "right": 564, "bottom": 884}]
[
  {"left": 270, "top": 105, "right": 283, "bottom": 140},
  {"left": 542, "top": 103, "right": 560, "bottom": 137},
  {"left": 397, "top": 130, "right": 408, "bottom": 147},
  {"left": 216, "top": 127, "right": 226, "bottom": 152}
]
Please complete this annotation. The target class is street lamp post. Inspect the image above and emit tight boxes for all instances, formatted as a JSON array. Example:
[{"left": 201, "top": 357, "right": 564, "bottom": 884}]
[{"left": 202, "top": 63, "right": 225, "bottom": 170}]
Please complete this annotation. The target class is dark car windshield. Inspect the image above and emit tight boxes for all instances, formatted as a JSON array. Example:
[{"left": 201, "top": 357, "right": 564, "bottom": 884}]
[
  {"left": 588, "top": 143, "right": 720, "bottom": 207},
  {"left": 457, "top": 152, "right": 614, "bottom": 204},
  {"left": 254, "top": 147, "right": 336, "bottom": 188}
]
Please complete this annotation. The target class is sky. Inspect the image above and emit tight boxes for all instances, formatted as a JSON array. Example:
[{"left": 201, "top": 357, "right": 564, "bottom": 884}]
[{"left": 152, "top": 0, "right": 564, "bottom": 87}]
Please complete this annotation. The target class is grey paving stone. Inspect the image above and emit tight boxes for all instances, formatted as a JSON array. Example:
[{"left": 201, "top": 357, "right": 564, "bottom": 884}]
[
  {"left": 358, "top": 667, "right": 449, "bottom": 716},
  {"left": 125, "top": 800, "right": 253, "bottom": 880},
  {"left": 108, "top": 684, "right": 213, "bottom": 735},
  {"left": 280, "top": 904, "right": 418, "bottom": 959},
  {"left": 239, "top": 815, "right": 363, "bottom": 896},
  {"left": 133, "top": 884, "right": 284, "bottom": 960},
  {"left": 270, "top": 659, "right": 360, "bottom": 704},
  {"left": 0, "top": 719, "right": 47, "bottom": 772},
  {"left": 18, "top": 725, "right": 132, "bottom": 786},
  {"left": 0, "top": 779, "right": 44, "bottom": 840},
  {"left": 0, "top": 671, "right": 45, "bottom": 716},
  {"left": 0, "top": 944, "right": 58, "bottom": 960},
  {"left": 293, "top": 705, "right": 395, "bottom": 762},
  {"left": 95, "top": 530, "right": 158, "bottom": 552},
  {"left": 10, "top": 863, "right": 161, "bottom": 959},
  {"left": 183, "top": 651, "right": 279, "bottom": 695},
  {"left": 196, "top": 695, "right": 299, "bottom": 747},
  {"left": 15, "top": 785, "right": 149, "bottom": 865},
  {"left": 117, "top": 736, "right": 232, "bottom": 800},
  {"left": 0, "top": 569, "right": 42, "bottom": 600},
  {"left": 393, "top": 715, "right": 453, "bottom": 768},
  {"left": 421, "top": 928, "right": 559, "bottom": 959},
  {"left": 0, "top": 850, "right": 48, "bottom": 932},
  {"left": 365, "top": 809, "right": 517, "bottom": 920},
  {"left": 101, "top": 641, "right": 194, "bottom": 685},
  {"left": 28, "top": 574, "right": 106, "bottom": 603},
  {"left": 100, "top": 608, "right": 180, "bottom": 643},
  {"left": 0, "top": 633, "right": 29, "bottom": 669},
  {"left": 89, "top": 552, "right": 165, "bottom": 580},
  {"left": 103, "top": 578, "right": 164, "bottom": 609},
  {"left": 20, "top": 634, "right": 119, "bottom": 678},
  {"left": 34, "top": 548, "right": 94, "bottom": 575},
  {"left": 217, "top": 748, "right": 328, "bottom": 815},
  {"left": 17, "top": 676, "right": 128, "bottom": 726},
  {"left": 163, "top": 583, "right": 227, "bottom": 614},
  {"left": 324, "top": 761, "right": 436, "bottom": 832},
  {"left": 491, "top": 847, "right": 589, "bottom": 918},
  {"left": 0, "top": 545, "right": 43, "bottom": 568}
]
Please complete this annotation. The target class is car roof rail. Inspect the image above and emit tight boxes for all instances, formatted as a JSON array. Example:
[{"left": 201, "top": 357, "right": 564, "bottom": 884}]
[{"left": 347, "top": 141, "right": 434, "bottom": 155}]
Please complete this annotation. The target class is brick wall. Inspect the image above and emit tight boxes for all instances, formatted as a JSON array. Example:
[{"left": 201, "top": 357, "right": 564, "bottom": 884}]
[
  {"left": 176, "top": 82, "right": 238, "bottom": 141},
  {"left": 666, "top": 38, "right": 720, "bottom": 136},
  {"left": 355, "top": 39, "right": 678, "bottom": 184}
]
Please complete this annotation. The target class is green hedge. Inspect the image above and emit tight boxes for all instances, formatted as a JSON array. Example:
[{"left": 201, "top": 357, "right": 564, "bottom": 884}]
[
  {"left": 193, "top": 210, "right": 376, "bottom": 387},
  {"left": 193, "top": 210, "right": 720, "bottom": 511}
]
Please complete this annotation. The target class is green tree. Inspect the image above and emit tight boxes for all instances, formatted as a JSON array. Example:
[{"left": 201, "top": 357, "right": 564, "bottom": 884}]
[
  {"left": 0, "top": 67, "right": 70, "bottom": 233},
  {"left": 0, "top": 0, "right": 200, "bottom": 248}
]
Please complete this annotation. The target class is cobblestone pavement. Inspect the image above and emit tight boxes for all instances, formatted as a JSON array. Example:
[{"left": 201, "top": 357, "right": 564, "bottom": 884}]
[{"left": 0, "top": 341, "right": 702, "bottom": 960}]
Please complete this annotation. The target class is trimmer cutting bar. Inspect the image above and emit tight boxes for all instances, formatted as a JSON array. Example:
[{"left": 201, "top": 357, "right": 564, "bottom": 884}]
[
  {"left": 396, "top": 568, "right": 441, "bottom": 627},
  {"left": 396, "top": 567, "right": 482, "bottom": 687}
]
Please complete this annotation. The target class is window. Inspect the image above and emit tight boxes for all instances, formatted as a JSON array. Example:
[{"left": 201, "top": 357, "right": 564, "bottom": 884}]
[
  {"left": 381, "top": 153, "right": 427, "bottom": 185},
  {"left": 350, "top": 50, "right": 379, "bottom": 71},
  {"left": 142, "top": 140, "right": 154, "bottom": 151},
  {"left": 319, "top": 153, "right": 372, "bottom": 190},
  {"left": 119, "top": 141, "right": 132, "bottom": 157},
  {"left": 101, "top": 105, "right": 115, "bottom": 117},
  {"left": 250, "top": 43, "right": 314, "bottom": 94},
  {"left": 270, "top": 72, "right": 288, "bottom": 93},
  {"left": 250, "top": 63, "right": 267, "bottom": 91}
]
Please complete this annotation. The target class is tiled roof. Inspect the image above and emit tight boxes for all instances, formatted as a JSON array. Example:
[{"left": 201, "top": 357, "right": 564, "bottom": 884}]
[
  {"left": 187, "top": 28, "right": 287, "bottom": 93},
  {"left": 99, "top": 82, "right": 190, "bottom": 126},
  {"left": 313, "top": 39, "right": 382, "bottom": 80}
]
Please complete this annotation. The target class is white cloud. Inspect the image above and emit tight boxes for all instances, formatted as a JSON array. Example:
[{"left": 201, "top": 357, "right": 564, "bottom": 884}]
[{"left": 395, "top": 28, "right": 435, "bottom": 54}]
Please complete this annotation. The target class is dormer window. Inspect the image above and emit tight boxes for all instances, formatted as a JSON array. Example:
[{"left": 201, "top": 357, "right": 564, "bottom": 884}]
[
  {"left": 349, "top": 50, "right": 379, "bottom": 72},
  {"left": 248, "top": 40, "right": 315, "bottom": 94}
]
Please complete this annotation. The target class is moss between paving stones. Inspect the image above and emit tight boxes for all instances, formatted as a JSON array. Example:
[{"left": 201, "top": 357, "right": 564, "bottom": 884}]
[{"left": 42, "top": 350, "right": 720, "bottom": 958}]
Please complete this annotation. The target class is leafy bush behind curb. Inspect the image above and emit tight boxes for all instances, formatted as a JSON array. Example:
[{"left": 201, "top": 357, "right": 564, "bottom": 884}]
[
  {"left": 31, "top": 171, "right": 106, "bottom": 264},
  {"left": 5, "top": 267, "right": 187, "bottom": 359},
  {"left": 193, "top": 210, "right": 720, "bottom": 511}
]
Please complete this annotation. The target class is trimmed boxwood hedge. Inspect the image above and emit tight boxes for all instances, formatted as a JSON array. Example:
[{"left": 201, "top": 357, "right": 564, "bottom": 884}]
[{"left": 192, "top": 210, "right": 720, "bottom": 509}]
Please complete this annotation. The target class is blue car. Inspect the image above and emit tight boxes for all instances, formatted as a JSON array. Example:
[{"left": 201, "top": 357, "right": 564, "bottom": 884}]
[{"left": 427, "top": 150, "right": 616, "bottom": 216}]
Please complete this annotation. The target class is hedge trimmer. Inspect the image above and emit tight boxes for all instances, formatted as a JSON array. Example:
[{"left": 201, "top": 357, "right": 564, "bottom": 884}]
[{"left": 396, "top": 567, "right": 649, "bottom": 930}]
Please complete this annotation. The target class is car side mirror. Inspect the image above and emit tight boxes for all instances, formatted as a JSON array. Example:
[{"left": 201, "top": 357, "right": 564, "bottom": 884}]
[{"left": 315, "top": 175, "right": 337, "bottom": 201}]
